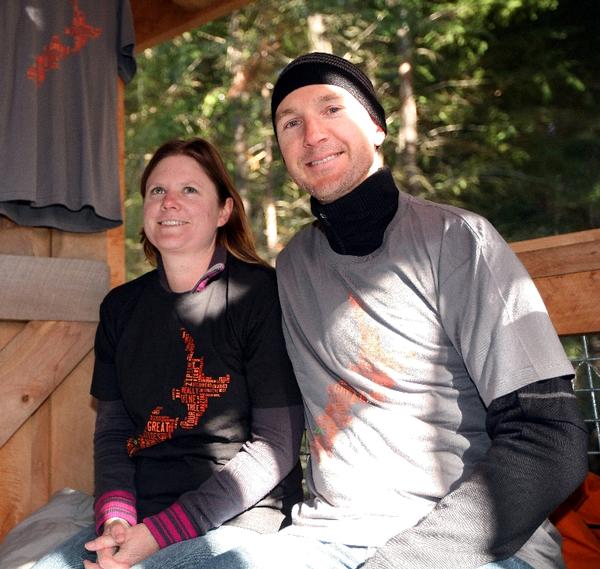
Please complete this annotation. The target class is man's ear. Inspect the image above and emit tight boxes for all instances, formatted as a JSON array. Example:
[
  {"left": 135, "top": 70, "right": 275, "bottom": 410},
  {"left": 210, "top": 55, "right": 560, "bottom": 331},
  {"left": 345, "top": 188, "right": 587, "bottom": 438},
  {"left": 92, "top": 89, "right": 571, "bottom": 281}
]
[{"left": 373, "top": 125, "right": 386, "bottom": 148}]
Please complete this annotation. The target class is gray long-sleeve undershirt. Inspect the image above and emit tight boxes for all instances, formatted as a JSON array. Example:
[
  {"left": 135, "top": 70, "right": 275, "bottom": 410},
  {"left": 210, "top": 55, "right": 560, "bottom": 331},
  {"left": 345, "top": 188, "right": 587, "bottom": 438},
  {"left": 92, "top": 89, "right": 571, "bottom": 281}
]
[{"left": 362, "top": 377, "right": 588, "bottom": 569}]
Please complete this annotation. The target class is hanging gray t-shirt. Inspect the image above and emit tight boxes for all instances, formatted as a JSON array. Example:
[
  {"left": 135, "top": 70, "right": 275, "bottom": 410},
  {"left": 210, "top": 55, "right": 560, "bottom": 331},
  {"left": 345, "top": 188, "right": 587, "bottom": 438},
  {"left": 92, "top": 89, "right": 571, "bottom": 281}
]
[
  {"left": 0, "top": 0, "right": 136, "bottom": 232},
  {"left": 276, "top": 190, "right": 573, "bottom": 568}
]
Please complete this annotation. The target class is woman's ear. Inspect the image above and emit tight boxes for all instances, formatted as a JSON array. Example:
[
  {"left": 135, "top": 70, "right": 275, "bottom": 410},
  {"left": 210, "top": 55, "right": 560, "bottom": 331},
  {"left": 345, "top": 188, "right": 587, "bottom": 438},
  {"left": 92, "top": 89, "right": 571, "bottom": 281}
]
[{"left": 218, "top": 197, "right": 234, "bottom": 227}]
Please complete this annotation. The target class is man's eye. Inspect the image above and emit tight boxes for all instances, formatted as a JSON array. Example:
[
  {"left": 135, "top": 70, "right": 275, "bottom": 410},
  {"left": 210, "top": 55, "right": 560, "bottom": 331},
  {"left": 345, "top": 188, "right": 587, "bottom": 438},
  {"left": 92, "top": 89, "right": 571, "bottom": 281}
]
[
  {"left": 327, "top": 106, "right": 342, "bottom": 115},
  {"left": 284, "top": 118, "right": 301, "bottom": 130}
]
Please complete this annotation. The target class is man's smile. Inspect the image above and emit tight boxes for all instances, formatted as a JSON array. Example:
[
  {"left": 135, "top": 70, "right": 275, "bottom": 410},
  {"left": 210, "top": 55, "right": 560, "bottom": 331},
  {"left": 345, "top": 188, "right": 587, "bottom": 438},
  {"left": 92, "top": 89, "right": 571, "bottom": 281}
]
[{"left": 306, "top": 152, "right": 343, "bottom": 168}]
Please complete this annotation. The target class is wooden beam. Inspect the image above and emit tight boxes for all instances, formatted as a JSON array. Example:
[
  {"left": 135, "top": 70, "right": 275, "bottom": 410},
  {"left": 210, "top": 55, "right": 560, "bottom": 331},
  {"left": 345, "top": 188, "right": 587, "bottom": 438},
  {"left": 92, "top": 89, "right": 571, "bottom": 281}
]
[
  {"left": 511, "top": 228, "right": 600, "bottom": 336},
  {"left": 0, "top": 321, "right": 96, "bottom": 447},
  {"left": 510, "top": 228, "right": 600, "bottom": 253},
  {"left": 132, "top": 0, "right": 255, "bottom": 50},
  {"left": 106, "top": 79, "right": 127, "bottom": 289},
  {"left": 515, "top": 240, "right": 600, "bottom": 279},
  {"left": 0, "top": 255, "right": 108, "bottom": 322},
  {"left": 532, "top": 271, "right": 600, "bottom": 336}
]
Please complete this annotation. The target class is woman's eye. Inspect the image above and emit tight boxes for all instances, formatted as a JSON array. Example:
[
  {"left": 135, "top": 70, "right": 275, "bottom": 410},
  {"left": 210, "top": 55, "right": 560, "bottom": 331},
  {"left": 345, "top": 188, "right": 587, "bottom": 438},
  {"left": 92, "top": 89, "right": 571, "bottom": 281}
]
[
  {"left": 148, "top": 186, "right": 164, "bottom": 195},
  {"left": 183, "top": 186, "right": 198, "bottom": 194}
]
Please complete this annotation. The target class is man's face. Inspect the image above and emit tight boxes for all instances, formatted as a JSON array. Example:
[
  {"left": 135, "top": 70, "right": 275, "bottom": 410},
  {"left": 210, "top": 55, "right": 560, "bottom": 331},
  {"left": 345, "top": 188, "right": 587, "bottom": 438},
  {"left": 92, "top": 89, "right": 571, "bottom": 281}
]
[{"left": 274, "top": 84, "right": 385, "bottom": 204}]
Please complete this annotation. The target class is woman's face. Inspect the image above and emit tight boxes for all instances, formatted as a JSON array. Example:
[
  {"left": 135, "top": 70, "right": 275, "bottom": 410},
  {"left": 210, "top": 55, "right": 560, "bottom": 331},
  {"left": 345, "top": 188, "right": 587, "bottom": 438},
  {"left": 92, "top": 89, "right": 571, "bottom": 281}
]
[{"left": 143, "top": 154, "right": 232, "bottom": 260}]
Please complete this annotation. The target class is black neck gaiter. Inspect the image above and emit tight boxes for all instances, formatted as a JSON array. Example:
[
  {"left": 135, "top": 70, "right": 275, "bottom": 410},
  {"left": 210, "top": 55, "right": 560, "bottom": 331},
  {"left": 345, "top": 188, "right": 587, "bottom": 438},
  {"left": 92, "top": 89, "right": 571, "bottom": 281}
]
[{"left": 310, "top": 167, "right": 399, "bottom": 256}]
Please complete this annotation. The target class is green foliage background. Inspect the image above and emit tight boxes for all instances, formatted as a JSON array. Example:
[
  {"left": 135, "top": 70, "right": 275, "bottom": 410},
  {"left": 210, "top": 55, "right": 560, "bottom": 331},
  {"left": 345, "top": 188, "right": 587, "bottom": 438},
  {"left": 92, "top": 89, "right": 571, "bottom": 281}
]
[{"left": 124, "top": 0, "right": 600, "bottom": 279}]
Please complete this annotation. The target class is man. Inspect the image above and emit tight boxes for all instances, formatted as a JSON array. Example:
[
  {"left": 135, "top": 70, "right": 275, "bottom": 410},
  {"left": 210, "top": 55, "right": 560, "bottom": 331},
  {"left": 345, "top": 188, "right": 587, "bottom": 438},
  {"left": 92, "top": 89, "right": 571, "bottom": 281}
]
[{"left": 205, "top": 53, "right": 588, "bottom": 569}]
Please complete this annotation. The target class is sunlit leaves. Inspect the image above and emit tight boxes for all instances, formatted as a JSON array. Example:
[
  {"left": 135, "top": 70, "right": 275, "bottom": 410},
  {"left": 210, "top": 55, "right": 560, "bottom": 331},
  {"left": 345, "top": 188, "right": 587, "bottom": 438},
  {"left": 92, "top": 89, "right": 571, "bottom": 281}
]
[{"left": 123, "top": 0, "right": 600, "bottom": 279}]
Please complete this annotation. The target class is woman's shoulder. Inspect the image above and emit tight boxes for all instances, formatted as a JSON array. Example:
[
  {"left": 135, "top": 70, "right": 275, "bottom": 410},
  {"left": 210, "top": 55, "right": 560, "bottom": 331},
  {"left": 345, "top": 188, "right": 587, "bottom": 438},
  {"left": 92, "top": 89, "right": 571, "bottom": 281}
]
[
  {"left": 101, "top": 269, "right": 157, "bottom": 312},
  {"left": 227, "top": 255, "right": 276, "bottom": 286}
]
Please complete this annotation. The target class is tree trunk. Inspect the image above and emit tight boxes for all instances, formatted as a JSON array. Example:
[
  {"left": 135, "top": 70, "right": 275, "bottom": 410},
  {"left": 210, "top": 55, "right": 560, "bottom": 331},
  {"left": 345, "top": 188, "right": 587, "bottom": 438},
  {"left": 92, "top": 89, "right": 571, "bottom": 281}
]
[
  {"left": 307, "top": 14, "right": 332, "bottom": 53},
  {"left": 396, "top": 12, "right": 420, "bottom": 194},
  {"left": 262, "top": 85, "right": 280, "bottom": 259},
  {"left": 227, "top": 14, "right": 251, "bottom": 216}
]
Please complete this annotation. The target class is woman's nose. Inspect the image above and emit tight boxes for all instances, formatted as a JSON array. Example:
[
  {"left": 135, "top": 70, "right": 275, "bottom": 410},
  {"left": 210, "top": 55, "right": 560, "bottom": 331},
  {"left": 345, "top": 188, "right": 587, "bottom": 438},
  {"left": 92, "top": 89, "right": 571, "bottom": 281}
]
[{"left": 160, "top": 191, "right": 179, "bottom": 209}]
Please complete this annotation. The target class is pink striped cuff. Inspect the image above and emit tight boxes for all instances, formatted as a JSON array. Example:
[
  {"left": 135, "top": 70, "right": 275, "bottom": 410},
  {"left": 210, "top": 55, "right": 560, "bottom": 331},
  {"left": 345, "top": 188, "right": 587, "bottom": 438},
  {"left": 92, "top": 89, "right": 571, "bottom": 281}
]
[
  {"left": 94, "top": 490, "right": 137, "bottom": 534},
  {"left": 143, "top": 502, "right": 198, "bottom": 548}
]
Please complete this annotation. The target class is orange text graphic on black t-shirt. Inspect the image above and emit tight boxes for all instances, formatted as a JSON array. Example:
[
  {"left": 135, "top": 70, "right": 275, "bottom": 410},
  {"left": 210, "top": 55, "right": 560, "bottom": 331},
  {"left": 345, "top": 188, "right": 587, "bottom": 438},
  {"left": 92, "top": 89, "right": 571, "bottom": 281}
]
[{"left": 127, "top": 328, "right": 232, "bottom": 456}]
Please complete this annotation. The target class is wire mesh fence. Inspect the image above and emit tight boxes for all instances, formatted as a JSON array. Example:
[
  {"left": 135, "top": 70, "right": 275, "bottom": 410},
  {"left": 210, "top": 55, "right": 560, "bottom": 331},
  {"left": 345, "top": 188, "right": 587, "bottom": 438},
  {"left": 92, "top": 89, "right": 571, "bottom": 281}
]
[{"left": 562, "top": 333, "right": 600, "bottom": 474}]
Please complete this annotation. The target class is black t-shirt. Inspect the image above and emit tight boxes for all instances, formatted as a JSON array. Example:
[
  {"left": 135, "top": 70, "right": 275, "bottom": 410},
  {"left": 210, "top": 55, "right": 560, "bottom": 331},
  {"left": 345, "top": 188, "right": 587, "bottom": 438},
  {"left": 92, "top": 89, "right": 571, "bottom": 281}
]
[{"left": 91, "top": 254, "right": 303, "bottom": 518}]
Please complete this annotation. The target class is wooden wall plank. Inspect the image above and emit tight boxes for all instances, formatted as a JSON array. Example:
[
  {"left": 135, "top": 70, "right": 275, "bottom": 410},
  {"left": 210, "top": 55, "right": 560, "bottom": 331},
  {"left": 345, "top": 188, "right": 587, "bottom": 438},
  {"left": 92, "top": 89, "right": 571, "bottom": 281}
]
[
  {"left": 50, "top": 230, "right": 106, "bottom": 261},
  {"left": 532, "top": 270, "right": 600, "bottom": 336},
  {"left": 0, "top": 411, "right": 41, "bottom": 539},
  {"left": 0, "top": 321, "right": 96, "bottom": 447},
  {"left": 516, "top": 240, "right": 600, "bottom": 279},
  {"left": 28, "top": 403, "right": 52, "bottom": 514},
  {"left": 0, "top": 321, "right": 50, "bottom": 540},
  {"left": 0, "top": 223, "right": 52, "bottom": 541},
  {"left": 50, "top": 352, "right": 96, "bottom": 496},
  {"left": 510, "top": 228, "right": 600, "bottom": 336},
  {"left": 0, "top": 322, "right": 24, "bottom": 348},
  {"left": 0, "top": 217, "right": 50, "bottom": 257},
  {"left": 511, "top": 228, "right": 600, "bottom": 253}
]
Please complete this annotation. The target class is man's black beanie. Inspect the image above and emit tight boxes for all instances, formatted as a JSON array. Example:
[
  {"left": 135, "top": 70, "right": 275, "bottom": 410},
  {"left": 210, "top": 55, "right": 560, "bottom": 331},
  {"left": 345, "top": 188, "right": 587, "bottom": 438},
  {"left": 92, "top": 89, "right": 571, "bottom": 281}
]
[{"left": 271, "top": 52, "right": 387, "bottom": 135}]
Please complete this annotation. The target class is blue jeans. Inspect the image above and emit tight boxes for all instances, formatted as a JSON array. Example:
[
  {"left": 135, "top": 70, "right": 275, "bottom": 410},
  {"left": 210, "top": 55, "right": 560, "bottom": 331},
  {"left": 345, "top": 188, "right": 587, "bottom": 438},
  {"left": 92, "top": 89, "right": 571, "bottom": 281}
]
[
  {"left": 199, "top": 533, "right": 536, "bottom": 569},
  {"left": 30, "top": 524, "right": 260, "bottom": 569}
]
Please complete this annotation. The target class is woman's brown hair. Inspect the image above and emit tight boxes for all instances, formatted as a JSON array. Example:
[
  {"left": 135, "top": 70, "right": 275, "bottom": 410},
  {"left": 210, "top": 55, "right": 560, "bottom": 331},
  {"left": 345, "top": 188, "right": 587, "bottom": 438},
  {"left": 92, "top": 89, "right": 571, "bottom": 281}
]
[{"left": 140, "top": 138, "right": 268, "bottom": 267}]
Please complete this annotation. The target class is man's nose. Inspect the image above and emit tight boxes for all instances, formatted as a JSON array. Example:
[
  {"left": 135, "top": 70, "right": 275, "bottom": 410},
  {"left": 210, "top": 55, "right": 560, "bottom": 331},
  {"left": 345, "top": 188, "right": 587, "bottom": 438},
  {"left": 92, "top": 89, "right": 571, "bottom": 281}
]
[{"left": 303, "top": 117, "right": 327, "bottom": 146}]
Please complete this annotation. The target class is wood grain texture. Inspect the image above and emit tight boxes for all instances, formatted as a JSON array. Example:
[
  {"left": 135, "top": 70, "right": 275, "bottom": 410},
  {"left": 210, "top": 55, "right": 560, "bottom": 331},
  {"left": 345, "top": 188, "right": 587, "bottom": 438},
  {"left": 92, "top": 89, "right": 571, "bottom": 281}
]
[
  {"left": 0, "top": 321, "right": 96, "bottom": 447},
  {"left": 532, "top": 271, "right": 600, "bottom": 336},
  {"left": 511, "top": 228, "right": 600, "bottom": 253},
  {"left": 106, "top": 79, "right": 126, "bottom": 289},
  {"left": 50, "top": 351, "right": 96, "bottom": 496},
  {"left": 132, "top": 0, "right": 254, "bottom": 50},
  {"left": 511, "top": 228, "right": 600, "bottom": 335},
  {"left": 516, "top": 240, "right": 600, "bottom": 279},
  {"left": 0, "top": 223, "right": 105, "bottom": 543},
  {"left": 0, "top": 217, "right": 50, "bottom": 257}
]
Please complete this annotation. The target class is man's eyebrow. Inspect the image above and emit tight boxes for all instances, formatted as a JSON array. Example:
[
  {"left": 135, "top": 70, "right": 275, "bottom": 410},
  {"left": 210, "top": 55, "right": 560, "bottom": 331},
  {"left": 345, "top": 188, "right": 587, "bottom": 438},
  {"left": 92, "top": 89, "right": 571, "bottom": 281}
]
[
  {"left": 275, "top": 93, "right": 345, "bottom": 123},
  {"left": 275, "top": 107, "right": 297, "bottom": 123},
  {"left": 318, "top": 93, "right": 344, "bottom": 103}
]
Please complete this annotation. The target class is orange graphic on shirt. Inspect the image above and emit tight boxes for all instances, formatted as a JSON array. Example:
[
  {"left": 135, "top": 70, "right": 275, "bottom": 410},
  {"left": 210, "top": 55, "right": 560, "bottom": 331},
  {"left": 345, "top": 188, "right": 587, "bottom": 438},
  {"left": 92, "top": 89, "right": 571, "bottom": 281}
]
[
  {"left": 126, "top": 407, "right": 179, "bottom": 456},
  {"left": 127, "top": 328, "right": 232, "bottom": 456},
  {"left": 311, "top": 294, "right": 397, "bottom": 460},
  {"left": 27, "top": 0, "right": 102, "bottom": 86},
  {"left": 172, "top": 329, "right": 232, "bottom": 429}
]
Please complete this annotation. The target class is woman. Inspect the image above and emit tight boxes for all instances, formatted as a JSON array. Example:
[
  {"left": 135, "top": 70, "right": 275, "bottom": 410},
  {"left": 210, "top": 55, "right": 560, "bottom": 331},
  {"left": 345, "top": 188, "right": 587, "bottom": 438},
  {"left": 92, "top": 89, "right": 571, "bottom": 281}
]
[{"left": 32, "top": 138, "right": 304, "bottom": 569}]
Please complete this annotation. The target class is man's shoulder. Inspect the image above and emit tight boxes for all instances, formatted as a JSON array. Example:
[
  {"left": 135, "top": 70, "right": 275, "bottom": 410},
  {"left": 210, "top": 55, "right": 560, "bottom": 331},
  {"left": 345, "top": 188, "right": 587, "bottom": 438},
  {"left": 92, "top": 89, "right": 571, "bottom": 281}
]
[
  {"left": 398, "top": 192, "right": 501, "bottom": 244},
  {"left": 401, "top": 191, "right": 486, "bottom": 225},
  {"left": 278, "top": 221, "right": 319, "bottom": 263}
]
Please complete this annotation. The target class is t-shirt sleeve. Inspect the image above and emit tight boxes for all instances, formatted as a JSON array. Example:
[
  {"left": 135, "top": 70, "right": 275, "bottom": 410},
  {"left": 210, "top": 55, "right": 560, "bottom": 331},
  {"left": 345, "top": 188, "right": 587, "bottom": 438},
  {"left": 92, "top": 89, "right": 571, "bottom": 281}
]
[
  {"left": 117, "top": 0, "right": 136, "bottom": 83},
  {"left": 438, "top": 215, "right": 573, "bottom": 405},
  {"left": 91, "top": 294, "right": 123, "bottom": 401},
  {"left": 239, "top": 272, "right": 302, "bottom": 409}
]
